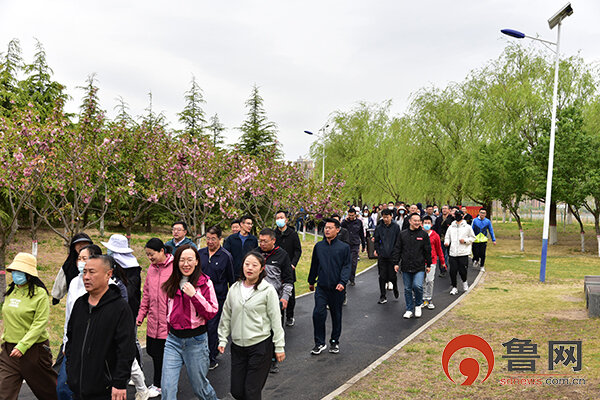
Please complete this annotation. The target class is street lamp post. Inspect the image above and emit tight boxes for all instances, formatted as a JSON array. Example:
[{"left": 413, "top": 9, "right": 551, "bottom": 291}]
[
  {"left": 304, "top": 124, "right": 329, "bottom": 183},
  {"left": 501, "top": 2, "right": 573, "bottom": 283}
]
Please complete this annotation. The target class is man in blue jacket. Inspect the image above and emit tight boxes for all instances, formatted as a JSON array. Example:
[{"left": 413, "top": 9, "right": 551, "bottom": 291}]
[
  {"left": 471, "top": 208, "right": 496, "bottom": 272},
  {"left": 165, "top": 221, "right": 197, "bottom": 255},
  {"left": 199, "top": 226, "right": 235, "bottom": 370},
  {"left": 223, "top": 215, "right": 259, "bottom": 279},
  {"left": 308, "top": 218, "right": 351, "bottom": 356}
]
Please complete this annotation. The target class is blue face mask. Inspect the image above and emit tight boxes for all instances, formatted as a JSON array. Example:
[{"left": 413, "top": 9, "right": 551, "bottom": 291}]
[
  {"left": 275, "top": 219, "right": 286, "bottom": 228},
  {"left": 423, "top": 224, "right": 432, "bottom": 231},
  {"left": 11, "top": 270, "right": 27, "bottom": 285}
]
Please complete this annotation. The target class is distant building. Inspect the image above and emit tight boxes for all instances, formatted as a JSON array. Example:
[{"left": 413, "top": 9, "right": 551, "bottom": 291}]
[{"left": 293, "top": 156, "right": 314, "bottom": 179}]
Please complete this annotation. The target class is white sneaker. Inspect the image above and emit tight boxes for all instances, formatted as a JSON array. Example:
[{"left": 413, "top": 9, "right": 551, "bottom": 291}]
[
  {"left": 480, "top": 267, "right": 485, "bottom": 272},
  {"left": 427, "top": 302, "right": 435, "bottom": 309},
  {"left": 450, "top": 287, "right": 458, "bottom": 295},
  {"left": 135, "top": 389, "right": 150, "bottom": 400},
  {"left": 128, "top": 379, "right": 135, "bottom": 386},
  {"left": 473, "top": 260, "right": 479, "bottom": 269},
  {"left": 414, "top": 306, "right": 422, "bottom": 318},
  {"left": 463, "top": 282, "right": 469, "bottom": 291},
  {"left": 403, "top": 310, "right": 413, "bottom": 319},
  {"left": 147, "top": 386, "right": 161, "bottom": 398}
]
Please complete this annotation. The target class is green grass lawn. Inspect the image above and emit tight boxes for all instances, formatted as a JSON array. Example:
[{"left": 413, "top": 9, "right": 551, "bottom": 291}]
[
  {"left": 338, "top": 220, "right": 600, "bottom": 400},
  {"left": 1, "top": 227, "right": 374, "bottom": 356}
]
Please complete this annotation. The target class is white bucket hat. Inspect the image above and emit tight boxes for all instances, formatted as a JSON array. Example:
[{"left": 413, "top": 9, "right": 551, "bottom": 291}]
[{"left": 101, "top": 234, "right": 133, "bottom": 254}]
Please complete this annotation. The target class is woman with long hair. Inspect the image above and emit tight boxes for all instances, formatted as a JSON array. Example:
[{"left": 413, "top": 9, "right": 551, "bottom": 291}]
[
  {"left": 0, "top": 253, "right": 57, "bottom": 400},
  {"left": 136, "top": 238, "right": 174, "bottom": 396},
  {"left": 218, "top": 251, "right": 285, "bottom": 400},
  {"left": 161, "top": 244, "right": 218, "bottom": 400}
]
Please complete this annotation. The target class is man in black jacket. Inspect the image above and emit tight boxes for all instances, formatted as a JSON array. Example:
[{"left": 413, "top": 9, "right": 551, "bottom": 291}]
[
  {"left": 223, "top": 215, "right": 259, "bottom": 279},
  {"left": 258, "top": 228, "right": 294, "bottom": 373},
  {"left": 341, "top": 208, "right": 366, "bottom": 286},
  {"left": 392, "top": 213, "right": 432, "bottom": 320},
  {"left": 66, "top": 255, "right": 135, "bottom": 400},
  {"left": 274, "top": 210, "right": 302, "bottom": 327},
  {"left": 308, "top": 218, "right": 351, "bottom": 355},
  {"left": 373, "top": 208, "right": 400, "bottom": 304}
]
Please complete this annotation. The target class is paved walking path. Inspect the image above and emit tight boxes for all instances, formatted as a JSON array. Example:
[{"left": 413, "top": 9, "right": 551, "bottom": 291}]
[{"left": 20, "top": 263, "right": 479, "bottom": 399}]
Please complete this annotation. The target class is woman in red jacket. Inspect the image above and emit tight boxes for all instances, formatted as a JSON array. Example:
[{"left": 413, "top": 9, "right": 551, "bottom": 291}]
[{"left": 136, "top": 238, "right": 173, "bottom": 396}]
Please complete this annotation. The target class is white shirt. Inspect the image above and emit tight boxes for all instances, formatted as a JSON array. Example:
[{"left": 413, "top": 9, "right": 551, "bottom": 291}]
[
  {"left": 241, "top": 283, "right": 255, "bottom": 301},
  {"left": 62, "top": 274, "right": 87, "bottom": 348}
]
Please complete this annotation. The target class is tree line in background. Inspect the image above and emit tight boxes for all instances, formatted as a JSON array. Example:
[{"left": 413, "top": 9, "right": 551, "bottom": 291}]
[
  {"left": 313, "top": 43, "right": 600, "bottom": 252},
  {"left": 0, "top": 39, "right": 345, "bottom": 293}
]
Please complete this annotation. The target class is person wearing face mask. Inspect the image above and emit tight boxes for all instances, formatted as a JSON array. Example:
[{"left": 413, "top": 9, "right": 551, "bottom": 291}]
[
  {"left": 51, "top": 233, "right": 93, "bottom": 305},
  {"left": 0, "top": 253, "right": 57, "bottom": 400},
  {"left": 57, "top": 244, "right": 102, "bottom": 400},
  {"left": 395, "top": 205, "right": 407, "bottom": 228},
  {"left": 274, "top": 210, "right": 302, "bottom": 328},
  {"left": 421, "top": 216, "right": 445, "bottom": 310},
  {"left": 444, "top": 210, "right": 476, "bottom": 295}
]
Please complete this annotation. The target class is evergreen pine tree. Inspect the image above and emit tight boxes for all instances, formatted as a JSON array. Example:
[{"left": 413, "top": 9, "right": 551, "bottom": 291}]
[
  {"left": 238, "top": 84, "right": 281, "bottom": 157},
  {"left": 206, "top": 113, "right": 225, "bottom": 147},
  {"left": 0, "top": 39, "right": 23, "bottom": 115},
  {"left": 177, "top": 75, "right": 206, "bottom": 138},
  {"left": 18, "top": 39, "right": 67, "bottom": 121}
]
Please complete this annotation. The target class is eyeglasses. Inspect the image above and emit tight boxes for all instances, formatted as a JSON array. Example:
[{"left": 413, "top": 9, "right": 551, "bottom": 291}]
[
  {"left": 206, "top": 237, "right": 219, "bottom": 242},
  {"left": 172, "top": 228, "right": 184, "bottom": 232},
  {"left": 179, "top": 258, "right": 196, "bottom": 264}
]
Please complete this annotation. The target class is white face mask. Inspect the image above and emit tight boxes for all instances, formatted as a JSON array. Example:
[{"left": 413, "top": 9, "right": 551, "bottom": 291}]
[
  {"left": 77, "top": 261, "right": 86, "bottom": 274},
  {"left": 275, "top": 218, "right": 286, "bottom": 228},
  {"left": 388, "top": 206, "right": 394, "bottom": 210}
]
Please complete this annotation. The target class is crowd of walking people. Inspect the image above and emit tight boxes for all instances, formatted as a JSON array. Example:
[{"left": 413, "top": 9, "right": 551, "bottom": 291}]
[{"left": 0, "top": 201, "right": 496, "bottom": 400}]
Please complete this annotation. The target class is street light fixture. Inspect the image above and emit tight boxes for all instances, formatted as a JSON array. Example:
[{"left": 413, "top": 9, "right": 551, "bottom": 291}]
[
  {"left": 501, "top": 2, "right": 573, "bottom": 283},
  {"left": 304, "top": 124, "right": 329, "bottom": 182}
]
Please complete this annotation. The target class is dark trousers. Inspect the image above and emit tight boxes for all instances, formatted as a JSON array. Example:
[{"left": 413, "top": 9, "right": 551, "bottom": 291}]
[
  {"left": 230, "top": 336, "right": 273, "bottom": 400},
  {"left": 449, "top": 255, "right": 469, "bottom": 287},
  {"left": 146, "top": 336, "right": 166, "bottom": 388},
  {"left": 0, "top": 340, "right": 58, "bottom": 400},
  {"left": 377, "top": 258, "right": 397, "bottom": 298},
  {"left": 441, "top": 244, "right": 449, "bottom": 272},
  {"left": 286, "top": 285, "right": 296, "bottom": 319},
  {"left": 349, "top": 245, "right": 360, "bottom": 282},
  {"left": 472, "top": 242, "right": 487, "bottom": 267},
  {"left": 207, "top": 297, "right": 225, "bottom": 363},
  {"left": 312, "top": 286, "right": 344, "bottom": 346}
]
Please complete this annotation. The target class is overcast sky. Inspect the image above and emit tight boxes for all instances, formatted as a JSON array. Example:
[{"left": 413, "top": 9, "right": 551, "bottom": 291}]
[{"left": 2, "top": 0, "right": 599, "bottom": 161}]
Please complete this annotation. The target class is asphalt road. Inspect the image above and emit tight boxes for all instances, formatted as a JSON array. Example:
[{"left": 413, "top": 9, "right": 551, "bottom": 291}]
[{"left": 19, "top": 262, "right": 478, "bottom": 400}]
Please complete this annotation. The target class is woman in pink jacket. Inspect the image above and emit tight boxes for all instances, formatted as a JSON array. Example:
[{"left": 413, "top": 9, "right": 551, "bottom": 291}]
[
  {"left": 136, "top": 238, "right": 173, "bottom": 395},
  {"left": 161, "top": 244, "right": 219, "bottom": 400}
]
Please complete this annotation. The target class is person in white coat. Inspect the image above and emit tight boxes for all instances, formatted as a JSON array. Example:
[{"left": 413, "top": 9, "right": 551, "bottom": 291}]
[{"left": 444, "top": 210, "right": 476, "bottom": 295}]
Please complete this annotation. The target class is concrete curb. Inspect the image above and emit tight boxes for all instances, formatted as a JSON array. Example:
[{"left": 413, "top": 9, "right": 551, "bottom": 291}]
[{"left": 321, "top": 268, "right": 486, "bottom": 400}]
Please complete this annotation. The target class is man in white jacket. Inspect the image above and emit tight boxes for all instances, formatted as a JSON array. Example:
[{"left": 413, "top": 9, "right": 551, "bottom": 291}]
[{"left": 444, "top": 210, "right": 476, "bottom": 295}]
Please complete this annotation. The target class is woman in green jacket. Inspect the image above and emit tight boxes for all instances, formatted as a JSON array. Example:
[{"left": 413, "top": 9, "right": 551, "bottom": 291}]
[
  {"left": 218, "top": 251, "right": 285, "bottom": 400},
  {"left": 0, "top": 252, "right": 57, "bottom": 400}
]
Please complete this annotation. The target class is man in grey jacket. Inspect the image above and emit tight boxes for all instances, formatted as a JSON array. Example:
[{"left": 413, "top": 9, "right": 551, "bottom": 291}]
[{"left": 258, "top": 228, "right": 293, "bottom": 373}]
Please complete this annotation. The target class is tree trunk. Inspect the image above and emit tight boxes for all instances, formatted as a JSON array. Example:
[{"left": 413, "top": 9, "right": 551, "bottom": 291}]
[
  {"left": 99, "top": 215, "right": 105, "bottom": 237},
  {"left": 568, "top": 205, "right": 585, "bottom": 253},
  {"left": 29, "top": 210, "right": 38, "bottom": 257},
  {"left": 549, "top": 201, "right": 558, "bottom": 245},
  {"left": 146, "top": 213, "right": 152, "bottom": 233},
  {"left": 0, "top": 244, "right": 6, "bottom": 298}
]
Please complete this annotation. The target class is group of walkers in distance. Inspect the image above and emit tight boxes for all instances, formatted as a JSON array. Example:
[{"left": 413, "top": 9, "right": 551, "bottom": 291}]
[{"left": 0, "top": 201, "right": 496, "bottom": 400}]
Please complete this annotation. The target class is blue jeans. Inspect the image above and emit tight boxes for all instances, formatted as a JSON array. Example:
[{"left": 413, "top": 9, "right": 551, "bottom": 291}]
[
  {"left": 161, "top": 332, "right": 217, "bottom": 400},
  {"left": 402, "top": 271, "right": 425, "bottom": 312},
  {"left": 57, "top": 355, "right": 73, "bottom": 400}
]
